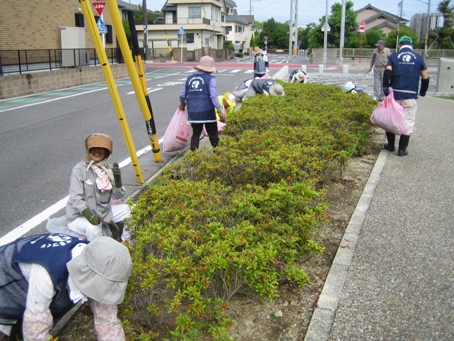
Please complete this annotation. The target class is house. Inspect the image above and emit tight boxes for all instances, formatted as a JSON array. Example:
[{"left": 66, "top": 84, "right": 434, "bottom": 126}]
[
  {"left": 137, "top": 0, "right": 231, "bottom": 62},
  {"left": 135, "top": 0, "right": 253, "bottom": 62},
  {"left": 355, "top": 3, "right": 408, "bottom": 35},
  {"left": 0, "top": 0, "right": 117, "bottom": 51},
  {"left": 224, "top": 0, "right": 255, "bottom": 54}
]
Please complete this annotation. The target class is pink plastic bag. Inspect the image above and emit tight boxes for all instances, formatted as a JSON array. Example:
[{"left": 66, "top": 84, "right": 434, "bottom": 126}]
[
  {"left": 370, "top": 88, "right": 413, "bottom": 135},
  {"left": 203, "top": 121, "right": 227, "bottom": 136},
  {"left": 261, "top": 72, "right": 270, "bottom": 79},
  {"left": 162, "top": 108, "right": 190, "bottom": 152}
]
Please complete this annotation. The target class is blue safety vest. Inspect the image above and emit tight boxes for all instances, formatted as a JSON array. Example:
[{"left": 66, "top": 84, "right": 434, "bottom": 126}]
[
  {"left": 185, "top": 73, "right": 217, "bottom": 123},
  {"left": 387, "top": 47, "right": 427, "bottom": 100},
  {"left": 0, "top": 233, "right": 87, "bottom": 319}
]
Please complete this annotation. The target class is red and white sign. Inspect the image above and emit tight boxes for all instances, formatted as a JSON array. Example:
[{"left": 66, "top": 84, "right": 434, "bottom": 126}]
[
  {"left": 358, "top": 22, "right": 366, "bottom": 33},
  {"left": 92, "top": 1, "right": 107, "bottom": 16}
]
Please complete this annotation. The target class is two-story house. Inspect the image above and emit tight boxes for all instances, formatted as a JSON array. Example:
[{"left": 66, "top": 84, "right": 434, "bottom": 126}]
[
  {"left": 136, "top": 0, "right": 230, "bottom": 62},
  {"left": 356, "top": 3, "right": 408, "bottom": 35}
]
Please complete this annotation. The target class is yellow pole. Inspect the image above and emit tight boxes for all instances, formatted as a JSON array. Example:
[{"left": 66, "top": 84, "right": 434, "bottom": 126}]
[
  {"left": 106, "top": 0, "right": 162, "bottom": 163},
  {"left": 80, "top": 0, "right": 144, "bottom": 183}
]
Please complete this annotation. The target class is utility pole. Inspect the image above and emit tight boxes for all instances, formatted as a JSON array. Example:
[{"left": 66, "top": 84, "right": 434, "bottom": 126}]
[
  {"left": 323, "top": 0, "right": 330, "bottom": 69},
  {"left": 143, "top": 0, "right": 148, "bottom": 60},
  {"left": 339, "top": 0, "right": 346, "bottom": 71},
  {"left": 288, "top": 0, "right": 298, "bottom": 61},
  {"left": 424, "top": 0, "right": 431, "bottom": 59}
]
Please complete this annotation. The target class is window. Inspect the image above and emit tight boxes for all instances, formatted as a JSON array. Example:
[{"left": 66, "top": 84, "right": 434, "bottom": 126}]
[
  {"left": 211, "top": 7, "right": 220, "bottom": 22},
  {"left": 186, "top": 33, "right": 194, "bottom": 44},
  {"left": 226, "top": 26, "right": 232, "bottom": 33},
  {"left": 188, "top": 7, "right": 201, "bottom": 18},
  {"left": 75, "top": 13, "right": 84, "bottom": 27},
  {"left": 106, "top": 25, "right": 112, "bottom": 44}
]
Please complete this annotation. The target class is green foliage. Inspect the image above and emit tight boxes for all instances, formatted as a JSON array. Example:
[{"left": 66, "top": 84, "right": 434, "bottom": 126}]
[
  {"left": 434, "top": 0, "right": 454, "bottom": 49},
  {"left": 256, "top": 18, "right": 290, "bottom": 49},
  {"left": 134, "top": 5, "right": 158, "bottom": 25},
  {"left": 385, "top": 26, "right": 419, "bottom": 49},
  {"left": 309, "top": 1, "right": 357, "bottom": 48},
  {"left": 235, "top": 52, "right": 244, "bottom": 58},
  {"left": 224, "top": 40, "right": 234, "bottom": 51},
  {"left": 365, "top": 29, "right": 385, "bottom": 48},
  {"left": 122, "top": 83, "right": 377, "bottom": 339}
]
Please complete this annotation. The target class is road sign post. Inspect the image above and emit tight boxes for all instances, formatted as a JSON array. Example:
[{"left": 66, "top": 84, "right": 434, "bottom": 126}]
[
  {"left": 358, "top": 22, "right": 366, "bottom": 63},
  {"left": 178, "top": 26, "right": 185, "bottom": 63}
]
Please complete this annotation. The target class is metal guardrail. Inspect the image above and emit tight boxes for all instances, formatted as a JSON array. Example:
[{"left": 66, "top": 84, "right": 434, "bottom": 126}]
[
  {"left": 0, "top": 48, "right": 120, "bottom": 75},
  {"left": 341, "top": 48, "right": 454, "bottom": 59}
]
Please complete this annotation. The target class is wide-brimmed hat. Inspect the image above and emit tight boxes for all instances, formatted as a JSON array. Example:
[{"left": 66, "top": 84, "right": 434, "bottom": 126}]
[
  {"left": 223, "top": 92, "right": 236, "bottom": 107},
  {"left": 67, "top": 237, "right": 132, "bottom": 305},
  {"left": 253, "top": 47, "right": 263, "bottom": 55},
  {"left": 267, "top": 83, "right": 285, "bottom": 97},
  {"left": 375, "top": 40, "right": 385, "bottom": 46},
  {"left": 295, "top": 71, "right": 306, "bottom": 83},
  {"left": 398, "top": 36, "right": 413, "bottom": 45},
  {"left": 85, "top": 133, "right": 113, "bottom": 155},
  {"left": 194, "top": 56, "right": 216, "bottom": 73}
]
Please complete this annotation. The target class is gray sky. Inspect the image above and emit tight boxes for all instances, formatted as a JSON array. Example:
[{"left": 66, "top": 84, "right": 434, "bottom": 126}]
[{"left": 132, "top": 1, "right": 437, "bottom": 27}]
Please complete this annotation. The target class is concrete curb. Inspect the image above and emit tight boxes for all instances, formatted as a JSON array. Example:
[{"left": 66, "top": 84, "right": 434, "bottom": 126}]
[{"left": 304, "top": 150, "right": 388, "bottom": 340}]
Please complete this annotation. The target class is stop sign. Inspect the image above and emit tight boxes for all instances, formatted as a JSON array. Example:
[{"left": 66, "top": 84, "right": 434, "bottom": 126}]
[{"left": 359, "top": 22, "right": 366, "bottom": 32}]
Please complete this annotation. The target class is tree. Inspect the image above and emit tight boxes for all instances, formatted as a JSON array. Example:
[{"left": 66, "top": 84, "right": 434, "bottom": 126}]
[
  {"left": 307, "top": 1, "right": 357, "bottom": 49},
  {"left": 298, "top": 23, "right": 316, "bottom": 50},
  {"left": 384, "top": 25, "right": 418, "bottom": 49},
  {"left": 435, "top": 0, "right": 454, "bottom": 49},
  {"left": 133, "top": 5, "right": 158, "bottom": 24},
  {"left": 257, "top": 18, "right": 290, "bottom": 49},
  {"left": 328, "top": 1, "right": 358, "bottom": 47},
  {"left": 364, "top": 29, "right": 385, "bottom": 48}
]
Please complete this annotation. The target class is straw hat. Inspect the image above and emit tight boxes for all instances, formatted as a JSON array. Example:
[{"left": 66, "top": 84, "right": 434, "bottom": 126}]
[
  {"left": 85, "top": 133, "right": 113, "bottom": 156},
  {"left": 194, "top": 56, "right": 216, "bottom": 73},
  {"left": 253, "top": 47, "right": 263, "bottom": 55},
  {"left": 268, "top": 83, "right": 285, "bottom": 97},
  {"left": 67, "top": 237, "right": 132, "bottom": 305},
  {"left": 223, "top": 92, "right": 236, "bottom": 107}
]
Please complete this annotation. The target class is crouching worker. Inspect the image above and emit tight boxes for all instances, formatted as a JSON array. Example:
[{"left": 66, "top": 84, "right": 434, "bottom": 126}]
[
  {"left": 64, "top": 133, "right": 131, "bottom": 242},
  {"left": 0, "top": 233, "right": 132, "bottom": 341},
  {"left": 288, "top": 69, "right": 306, "bottom": 83},
  {"left": 342, "top": 81, "right": 364, "bottom": 94},
  {"left": 244, "top": 79, "right": 285, "bottom": 100},
  {"left": 232, "top": 78, "right": 254, "bottom": 104},
  {"left": 216, "top": 92, "right": 236, "bottom": 122}
]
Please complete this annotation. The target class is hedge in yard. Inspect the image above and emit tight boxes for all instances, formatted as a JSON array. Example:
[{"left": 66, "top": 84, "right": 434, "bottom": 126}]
[{"left": 121, "top": 82, "right": 377, "bottom": 340}]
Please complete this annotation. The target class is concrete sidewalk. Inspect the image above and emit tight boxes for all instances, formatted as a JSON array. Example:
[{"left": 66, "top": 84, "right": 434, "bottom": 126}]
[{"left": 305, "top": 95, "right": 454, "bottom": 340}]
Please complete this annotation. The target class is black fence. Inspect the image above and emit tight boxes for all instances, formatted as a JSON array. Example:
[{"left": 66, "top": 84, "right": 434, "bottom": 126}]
[{"left": 0, "top": 48, "right": 121, "bottom": 75}]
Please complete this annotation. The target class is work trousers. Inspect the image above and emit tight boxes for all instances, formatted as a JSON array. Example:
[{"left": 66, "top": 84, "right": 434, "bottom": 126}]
[{"left": 373, "top": 66, "right": 386, "bottom": 101}]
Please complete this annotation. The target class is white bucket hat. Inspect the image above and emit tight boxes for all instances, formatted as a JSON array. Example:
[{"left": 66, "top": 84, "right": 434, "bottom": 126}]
[
  {"left": 67, "top": 237, "right": 132, "bottom": 305},
  {"left": 267, "top": 83, "right": 285, "bottom": 97},
  {"left": 295, "top": 71, "right": 306, "bottom": 83},
  {"left": 194, "top": 56, "right": 216, "bottom": 73}
]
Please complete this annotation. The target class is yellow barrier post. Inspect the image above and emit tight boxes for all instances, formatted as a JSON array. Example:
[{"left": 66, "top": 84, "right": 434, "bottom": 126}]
[
  {"left": 106, "top": 0, "right": 162, "bottom": 163},
  {"left": 79, "top": 0, "right": 144, "bottom": 183}
]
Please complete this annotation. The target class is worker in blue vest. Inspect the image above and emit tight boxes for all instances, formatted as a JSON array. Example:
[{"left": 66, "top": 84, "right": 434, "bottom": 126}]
[
  {"left": 179, "top": 56, "right": 222, "bottom": 151},
  {"left": 253, "top": 47, "right": 269, "bottom": 78},
  {"left": 0, "top": 234, "right": 131, "bottom": 341},
  {"left": 288, "top": 69, "right": 306, "bottom": 83},
  {"left": 383, "top": 36, "right": 429, "bottom": 156}
]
